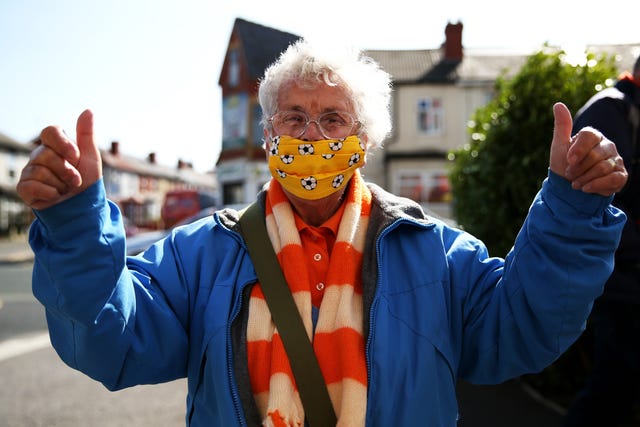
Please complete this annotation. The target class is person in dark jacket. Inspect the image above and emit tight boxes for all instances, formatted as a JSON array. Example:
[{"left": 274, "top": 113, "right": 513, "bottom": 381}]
[{"left": 563, "top": 55, "right": 640, "bottom": 427}]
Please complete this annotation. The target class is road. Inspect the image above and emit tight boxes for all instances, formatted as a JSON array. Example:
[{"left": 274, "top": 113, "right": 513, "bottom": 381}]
[
  {"left": 0, "top": 259, "right": 564, "bottom": 426},
  {"left": 0, "top": 261, "right": 186, "bottom": 427}
]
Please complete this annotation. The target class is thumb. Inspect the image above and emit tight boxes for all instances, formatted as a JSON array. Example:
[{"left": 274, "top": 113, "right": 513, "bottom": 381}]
[
  {"left": 549, "top": 102, "right": 573, "bottom": 176},
  {"left": 76, "top": 109, "right": 97, "bottom": 155},
  {"left": 74, "top": 109, "right": 102, "bottom": 188}
]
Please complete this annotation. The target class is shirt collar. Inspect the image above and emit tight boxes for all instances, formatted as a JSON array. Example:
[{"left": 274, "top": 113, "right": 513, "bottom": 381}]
[{"left": 293, "top": 200, "right": 346, "bottom": 235}]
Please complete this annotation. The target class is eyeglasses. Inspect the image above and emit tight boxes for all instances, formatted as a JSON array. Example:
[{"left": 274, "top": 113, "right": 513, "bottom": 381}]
[{"left": 268, "top": 110, "right": 360, "bottom": 140}]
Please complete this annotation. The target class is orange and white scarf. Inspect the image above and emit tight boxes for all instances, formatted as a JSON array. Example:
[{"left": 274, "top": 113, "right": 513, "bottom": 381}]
[{"left": 246, "top": 171, "right": 371, "bottom": 427}]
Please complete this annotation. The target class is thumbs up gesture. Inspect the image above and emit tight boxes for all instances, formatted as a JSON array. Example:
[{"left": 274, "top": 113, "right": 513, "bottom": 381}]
[
  {"left": 549, "top": 102, "right": 627, "bottom": 196},
  {"left": 17, "top": 109, "right": 103, "bottom": 210}
]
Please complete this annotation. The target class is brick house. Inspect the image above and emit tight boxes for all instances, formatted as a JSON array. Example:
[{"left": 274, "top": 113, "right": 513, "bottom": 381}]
[{"left": 215, "top": 18, "right": 639, "bottom": 218}]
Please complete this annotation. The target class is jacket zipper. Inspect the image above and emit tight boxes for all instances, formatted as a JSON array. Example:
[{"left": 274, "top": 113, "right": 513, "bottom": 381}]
[
  {"left": 364, "top": 217, "right": 430, "bottom": 424},
  {"left": 364, "top": 221, "right": 395, "bottom": 423},
  {"left": 226, "top": 278, "right": 252, "bottom": 426}
]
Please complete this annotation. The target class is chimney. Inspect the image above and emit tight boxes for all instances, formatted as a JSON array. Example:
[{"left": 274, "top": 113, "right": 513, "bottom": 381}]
[
  {"left": 443, "top": 21, "right": 463, "bottom": 61},
  {"left": 147, "top": 152, "right": 156, "bottom": 164},
  {"left": 178, "top": 159, "right": 193, "bottom": 169},
  {"left": 110, "top": 141, "right": 119, "bottom": 155}
]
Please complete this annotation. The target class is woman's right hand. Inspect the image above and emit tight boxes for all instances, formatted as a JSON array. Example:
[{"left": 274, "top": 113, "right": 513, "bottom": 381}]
[{"left": 16, "top": 109, "right": 103, "bottom": 210}]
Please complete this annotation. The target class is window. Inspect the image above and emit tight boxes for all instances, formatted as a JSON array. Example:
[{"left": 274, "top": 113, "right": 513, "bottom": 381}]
[
  {"left": 222, "top": 94, "right": 248, "bottom": 150},
  {"left": 7, "top": 153, "right": 16, "bottom": 182},
  {"left": 252, "top": 104, "right": 264, "bottom": 146},
  {"left": 417, "top": 98, "right": 444, "bottom": 135},
  {"left": 398, "top": 173, "right": 423, "bottom": 201},
  {"left": 227, "top": 50, "right": 240, "bottom": 87},
  {"left": 397, "top": 171, "right": 451, "bottom": 204},
  {"left": 223, "top": 182, "right": 244, "bottom": 205}
]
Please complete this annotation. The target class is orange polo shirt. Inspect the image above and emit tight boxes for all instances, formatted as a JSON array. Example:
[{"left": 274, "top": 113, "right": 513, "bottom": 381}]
[{"left": 292, "top": 201, "right": 346, "bottom": 308}]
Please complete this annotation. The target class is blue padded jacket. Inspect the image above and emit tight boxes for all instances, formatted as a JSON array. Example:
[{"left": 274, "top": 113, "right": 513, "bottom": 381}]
[{"left": 29, "top": 171, "right": 625, "bottom": 426}]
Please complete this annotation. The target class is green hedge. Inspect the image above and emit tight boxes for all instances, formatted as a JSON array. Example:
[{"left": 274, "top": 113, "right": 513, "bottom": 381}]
[{"left": 448, "top": 47, "right": 627, "bottom": 414}]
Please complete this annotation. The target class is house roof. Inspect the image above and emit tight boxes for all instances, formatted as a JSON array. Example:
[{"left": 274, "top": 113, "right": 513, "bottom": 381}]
[
  {"left": 366, "top": 48, "right": 530, "bottom": 85},
  {"left": 227, "top": 19, "right": 532, "bottom": 86},
  {"left": 101, "top": 149, "right": 175, "bottom": 179},
  {"left": 0, "top": 131, "right": 31, "bottom": 153},
  {"left": 101, "top": 149, "right": 216, "bottom": 189},
  {"left": 584, "top": 43, "right": 640, "bottom": 73},
  {"left": 365, "top": 49, "right": 443, "bottom": 82},
  {"left": 455, "top": 51, "right": 530, "bottom": 82},
  {"left": 233, "top": 18, "right": 301, "bottom": 80},
  {"left": 367, "top": 44, "right": 640, "bottom": 86}
]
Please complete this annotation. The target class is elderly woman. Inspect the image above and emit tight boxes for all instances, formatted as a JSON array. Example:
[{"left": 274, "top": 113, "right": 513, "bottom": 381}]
[{"left": 17, "top": 39, "right": 627, "bottom": 426}]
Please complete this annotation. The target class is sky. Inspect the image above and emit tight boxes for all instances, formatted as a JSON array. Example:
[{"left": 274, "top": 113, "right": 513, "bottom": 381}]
[{"left": 1, "top": 0, "right": 638, "bottom": 173}]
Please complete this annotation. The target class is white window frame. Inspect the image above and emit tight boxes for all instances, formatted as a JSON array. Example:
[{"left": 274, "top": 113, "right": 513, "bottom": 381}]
[{"left": 417, "top": 97, "right": 444, "bottom": 135}]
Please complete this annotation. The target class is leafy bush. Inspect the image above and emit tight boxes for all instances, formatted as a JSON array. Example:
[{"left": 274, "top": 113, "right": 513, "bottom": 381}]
[
  {"left": 449, "top": 47, "right": 622, "bottom": 411},
  {"left": 449, "top": 48, "right": 617, "bottom": 256}
]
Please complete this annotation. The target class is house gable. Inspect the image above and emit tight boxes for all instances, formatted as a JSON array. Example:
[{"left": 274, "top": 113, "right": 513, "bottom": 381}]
[{"left": 217, "top": 18, "right": 300, "bottom": 164}]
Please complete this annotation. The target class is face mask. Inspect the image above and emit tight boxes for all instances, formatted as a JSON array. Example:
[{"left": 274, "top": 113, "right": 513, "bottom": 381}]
[{"left": 267, "top": 135, "right": 365, "bottom": 200}]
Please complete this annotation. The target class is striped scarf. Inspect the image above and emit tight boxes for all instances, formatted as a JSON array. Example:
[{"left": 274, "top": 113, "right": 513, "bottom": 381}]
[{"left": 247, "top": 171, "right": 371, "bottom": 427}]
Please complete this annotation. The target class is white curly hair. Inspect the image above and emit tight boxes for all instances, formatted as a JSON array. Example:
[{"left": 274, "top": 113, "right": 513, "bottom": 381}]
[{"left": 258, "top": 39, "right": 393, "bottom": 150}]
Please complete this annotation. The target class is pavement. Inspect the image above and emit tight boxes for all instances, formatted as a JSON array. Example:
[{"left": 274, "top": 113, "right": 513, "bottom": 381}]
[
  {"left": 0, "top": 233, "right": 567, "bottom": 426},
  {"left": 0, "top": 234, "right": 33, "bottom": 265},
  {"left": 457, "top": 379, "right": 564, "bottom": 426}
]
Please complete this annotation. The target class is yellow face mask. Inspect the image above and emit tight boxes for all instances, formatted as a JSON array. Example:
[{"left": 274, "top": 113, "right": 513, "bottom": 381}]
[{"left": 267, "top": 135, "right": 365, "bottom": 200}]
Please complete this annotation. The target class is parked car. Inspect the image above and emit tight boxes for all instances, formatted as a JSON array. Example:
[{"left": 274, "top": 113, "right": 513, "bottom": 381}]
[
  {"left": 126, "top": 206, "right": 219, "bottom": 256},
  {"left": 160, "top": 189, "right": 218, "bottom": 229},
  {"left": 125, "top": 229, "right": 168, "bottom": 256},
  {"left": 122, "top": 216, "right": 140, "bottom": 237}
]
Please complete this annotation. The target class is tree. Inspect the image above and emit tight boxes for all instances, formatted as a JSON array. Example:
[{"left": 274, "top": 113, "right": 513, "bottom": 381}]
[
  {"left": 448, "top": 48, "right": 618, "bottom": 257},
  {"left": 448, "top": 47, "right": 625, "bottom": 412}
]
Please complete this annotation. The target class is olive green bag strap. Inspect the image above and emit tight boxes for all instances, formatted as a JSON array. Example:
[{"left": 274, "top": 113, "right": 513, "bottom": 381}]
[{"left": 238, "top": 201, "right": 337, "bottom": 427}]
